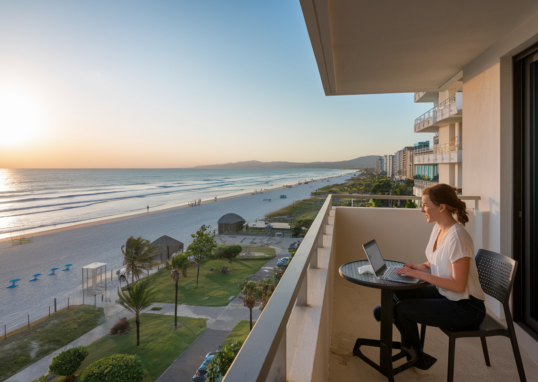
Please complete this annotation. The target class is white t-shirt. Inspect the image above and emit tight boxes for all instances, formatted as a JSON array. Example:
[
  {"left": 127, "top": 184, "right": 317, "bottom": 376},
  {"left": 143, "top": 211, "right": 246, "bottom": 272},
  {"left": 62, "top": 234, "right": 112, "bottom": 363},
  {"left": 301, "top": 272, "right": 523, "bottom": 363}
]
[{"left": 426, "top": 223, "right": 485, "bottom": 301}]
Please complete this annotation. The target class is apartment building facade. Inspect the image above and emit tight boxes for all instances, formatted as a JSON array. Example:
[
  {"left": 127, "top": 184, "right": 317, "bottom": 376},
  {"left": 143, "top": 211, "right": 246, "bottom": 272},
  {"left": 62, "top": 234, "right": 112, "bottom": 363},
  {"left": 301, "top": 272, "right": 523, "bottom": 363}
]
[
  {"left": 413, "top": 86, "right": 463, "bottom": 196},
  {"left": 225, "top": 2, "right": 538, "bottom": 381}
]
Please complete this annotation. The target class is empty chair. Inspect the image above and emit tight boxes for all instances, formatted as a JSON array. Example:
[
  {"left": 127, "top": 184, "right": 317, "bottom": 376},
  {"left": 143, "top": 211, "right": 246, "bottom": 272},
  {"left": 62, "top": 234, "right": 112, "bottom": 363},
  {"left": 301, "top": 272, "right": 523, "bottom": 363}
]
[
  {"left": 29, "top": 274, "right": 42, "bottom": 281},
  {"left": 48, "top": 267, "right": 59, "bottom": 276},
  {"left": 420, "top": 249, "right": 526, "bottom": 382},
  {"left": 7, "top": 279, "right": 21, "bottom": 288}
]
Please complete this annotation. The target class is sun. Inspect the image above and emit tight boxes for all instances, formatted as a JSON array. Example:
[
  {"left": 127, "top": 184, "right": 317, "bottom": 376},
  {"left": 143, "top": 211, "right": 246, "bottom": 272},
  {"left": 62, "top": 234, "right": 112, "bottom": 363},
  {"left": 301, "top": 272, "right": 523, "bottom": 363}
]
[{"left": 0, "top": 90, "right": 43, "bottom": 146}]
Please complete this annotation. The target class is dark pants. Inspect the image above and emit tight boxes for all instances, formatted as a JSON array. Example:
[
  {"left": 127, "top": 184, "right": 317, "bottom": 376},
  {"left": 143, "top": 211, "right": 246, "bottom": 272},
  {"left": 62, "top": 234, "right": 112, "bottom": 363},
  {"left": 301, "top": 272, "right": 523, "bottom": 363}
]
[{"left": 393, "top": 285, "right": 486, "bottom": 349}]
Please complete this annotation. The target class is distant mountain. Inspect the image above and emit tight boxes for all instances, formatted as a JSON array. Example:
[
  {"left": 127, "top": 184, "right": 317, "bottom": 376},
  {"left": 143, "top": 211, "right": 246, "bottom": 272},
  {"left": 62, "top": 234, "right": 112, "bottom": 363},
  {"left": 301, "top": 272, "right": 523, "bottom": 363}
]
[{"left": 193, "top": 155, "right": 381, "bottom": 169}]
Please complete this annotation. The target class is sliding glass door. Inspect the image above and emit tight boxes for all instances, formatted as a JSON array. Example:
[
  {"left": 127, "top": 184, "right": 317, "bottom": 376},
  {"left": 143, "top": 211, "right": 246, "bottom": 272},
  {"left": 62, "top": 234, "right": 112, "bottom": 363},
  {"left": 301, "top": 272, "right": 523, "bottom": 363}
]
[{"left": 517, "top": 48, "right": 538, "bottom": 335}]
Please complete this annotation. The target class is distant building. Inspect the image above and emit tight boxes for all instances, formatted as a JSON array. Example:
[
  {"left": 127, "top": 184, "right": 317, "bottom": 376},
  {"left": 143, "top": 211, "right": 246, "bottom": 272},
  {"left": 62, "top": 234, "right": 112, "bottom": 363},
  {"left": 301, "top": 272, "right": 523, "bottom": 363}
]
[
  {"left": 386, "top": 155, "right": 395, "bottom": 178},
  {"left": 375, "top": 158, "right": 384, "bottom": 173},
  {"left": 151, "top": 235, "right": 184, "bottom": 262},
  {"left": 218, "top": 213, "right": 246, "bottom": 235},
  {"left": 402, "top": 146, "right": 414, "bottom": 178}
]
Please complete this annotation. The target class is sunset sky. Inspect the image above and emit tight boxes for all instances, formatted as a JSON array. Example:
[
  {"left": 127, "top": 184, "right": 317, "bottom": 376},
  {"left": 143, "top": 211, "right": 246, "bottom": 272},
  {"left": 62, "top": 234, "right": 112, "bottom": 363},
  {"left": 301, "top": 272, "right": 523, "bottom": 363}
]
[{"left": 0, "top": 1, "right": 433, "bottom": 168}]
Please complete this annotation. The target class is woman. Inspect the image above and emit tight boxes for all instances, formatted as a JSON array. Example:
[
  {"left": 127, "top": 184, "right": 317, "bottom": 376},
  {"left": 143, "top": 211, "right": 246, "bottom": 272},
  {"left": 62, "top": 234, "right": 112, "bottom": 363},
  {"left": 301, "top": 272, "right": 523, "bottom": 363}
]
[{"left": 374, "top": 183, "right": 486, "bottom": 370}]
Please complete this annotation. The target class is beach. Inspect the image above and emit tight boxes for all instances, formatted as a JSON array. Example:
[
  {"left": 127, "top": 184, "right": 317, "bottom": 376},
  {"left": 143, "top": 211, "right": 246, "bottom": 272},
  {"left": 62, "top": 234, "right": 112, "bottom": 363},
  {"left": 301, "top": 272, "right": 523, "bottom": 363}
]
[{"left": 0, "top": 174, "right": 350, "bottom": 325}]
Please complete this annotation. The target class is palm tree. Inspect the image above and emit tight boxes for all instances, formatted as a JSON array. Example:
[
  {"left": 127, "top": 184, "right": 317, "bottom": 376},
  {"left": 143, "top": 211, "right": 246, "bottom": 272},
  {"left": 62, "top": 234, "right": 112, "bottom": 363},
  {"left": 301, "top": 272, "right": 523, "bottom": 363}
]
[
  {"left": 116, "top": 278, "right": 156, "bottom": 346},
  {"left": 121, "top": 236, "right": 156, "bottom": 284},
  {"left": 170, "top": 253, "right": 189, "bottom": 328},
  {"left": 239, "top": 280, "right": 257, "bottom": 331}
]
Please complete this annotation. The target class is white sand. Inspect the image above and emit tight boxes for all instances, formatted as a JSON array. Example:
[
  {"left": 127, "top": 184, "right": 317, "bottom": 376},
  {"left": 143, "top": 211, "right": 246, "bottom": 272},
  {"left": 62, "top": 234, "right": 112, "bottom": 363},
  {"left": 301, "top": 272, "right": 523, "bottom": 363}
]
[{"left": 0, "top": 175, "right": 350, "bottom": 324}]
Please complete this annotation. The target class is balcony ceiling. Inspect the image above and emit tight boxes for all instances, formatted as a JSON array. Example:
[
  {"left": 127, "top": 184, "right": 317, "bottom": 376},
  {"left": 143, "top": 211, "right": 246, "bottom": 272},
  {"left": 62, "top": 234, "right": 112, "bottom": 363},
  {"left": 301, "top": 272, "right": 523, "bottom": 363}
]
[{"left": 300, "top": 0, "right": 538, "bottom": 95}]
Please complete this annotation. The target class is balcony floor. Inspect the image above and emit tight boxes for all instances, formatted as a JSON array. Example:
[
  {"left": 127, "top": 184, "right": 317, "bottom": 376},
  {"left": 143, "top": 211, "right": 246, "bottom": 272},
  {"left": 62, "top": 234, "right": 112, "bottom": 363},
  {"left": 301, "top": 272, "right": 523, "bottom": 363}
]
[{"left": 328, "top": 287, "right": 538, "bottom": 382}]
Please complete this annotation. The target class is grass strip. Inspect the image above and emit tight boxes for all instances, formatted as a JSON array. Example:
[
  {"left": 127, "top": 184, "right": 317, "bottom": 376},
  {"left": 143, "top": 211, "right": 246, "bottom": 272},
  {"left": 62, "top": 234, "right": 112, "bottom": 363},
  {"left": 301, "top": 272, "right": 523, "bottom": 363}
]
[
  {"left": 0, "top": 306, "right": 104, "bottom": 382},
  {"left": 220, "top": 320, "right": 252, "bottom": 347},
  {"left": 79, "top": 314, "right": 206, "bottom": 382}
]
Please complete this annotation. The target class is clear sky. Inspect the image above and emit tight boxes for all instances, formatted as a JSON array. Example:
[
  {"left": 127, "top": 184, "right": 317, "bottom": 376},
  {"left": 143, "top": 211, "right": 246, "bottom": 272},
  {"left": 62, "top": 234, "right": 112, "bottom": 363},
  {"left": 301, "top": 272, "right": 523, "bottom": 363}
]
[{"left": 0, "top": 0, "right": 434, "bottom": 168}]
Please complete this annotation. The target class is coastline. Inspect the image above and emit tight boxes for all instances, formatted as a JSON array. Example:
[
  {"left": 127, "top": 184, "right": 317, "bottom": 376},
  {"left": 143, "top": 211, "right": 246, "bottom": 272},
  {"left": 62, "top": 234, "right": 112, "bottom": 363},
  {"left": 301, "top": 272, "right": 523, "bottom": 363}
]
[
  {"left": 0, "top": 173, "right": 349, "bottom": 243},
  {"left": 0, "top": 173, "right": 353, "bottom": 323}
]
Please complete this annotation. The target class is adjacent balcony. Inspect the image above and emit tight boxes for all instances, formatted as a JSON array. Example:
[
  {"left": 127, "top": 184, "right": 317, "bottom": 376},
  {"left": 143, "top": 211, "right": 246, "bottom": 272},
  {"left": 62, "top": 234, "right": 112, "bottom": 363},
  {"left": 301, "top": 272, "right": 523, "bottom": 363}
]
[
  {"left": 222, "top": 194, "right": 538, "bottom": 382},
  {"left": 414, "top": 91, "right": 438, "bottom": 103},
  {"left": 413, "top": 136, "right": 462, "bottom": 164},
  {"left": 414, "top": 92, "right": 463, "bottom": 133}
]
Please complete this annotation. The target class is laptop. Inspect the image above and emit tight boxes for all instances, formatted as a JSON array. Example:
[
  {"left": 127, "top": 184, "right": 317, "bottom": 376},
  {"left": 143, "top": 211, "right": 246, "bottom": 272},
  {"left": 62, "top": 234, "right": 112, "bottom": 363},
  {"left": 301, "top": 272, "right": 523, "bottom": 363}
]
[{"left": 362, "top": 239, "right": 420, "bottom": 284}]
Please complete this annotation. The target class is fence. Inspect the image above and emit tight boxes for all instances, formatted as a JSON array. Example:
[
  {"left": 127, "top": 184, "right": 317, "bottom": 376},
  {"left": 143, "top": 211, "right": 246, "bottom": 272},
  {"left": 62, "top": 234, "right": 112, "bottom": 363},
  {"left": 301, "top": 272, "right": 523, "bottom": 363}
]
[{"left": 0, "top": 264, "right": 167, "bottom": 341}]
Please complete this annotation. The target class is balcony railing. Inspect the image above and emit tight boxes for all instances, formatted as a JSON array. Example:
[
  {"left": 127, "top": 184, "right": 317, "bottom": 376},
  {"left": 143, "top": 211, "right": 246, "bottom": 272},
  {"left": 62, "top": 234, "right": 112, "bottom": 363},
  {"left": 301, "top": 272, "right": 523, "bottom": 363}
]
[
  {"left": 413, "top": 179, "right": 438, "bottom": 188},
  {"left": 414, "top": 92, "right": 463, "bottom": 132},
  {"left": 223, "top": 194, "right": 481, "bottom": 382},
  {"left": 413, "top": 136, "right": 462, "bottom": 164}
]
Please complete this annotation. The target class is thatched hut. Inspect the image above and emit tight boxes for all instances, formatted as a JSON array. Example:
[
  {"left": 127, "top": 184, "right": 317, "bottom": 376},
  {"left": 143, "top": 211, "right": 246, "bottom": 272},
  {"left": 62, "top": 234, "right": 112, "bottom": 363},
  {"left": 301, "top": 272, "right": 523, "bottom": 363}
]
[
  {"left": 218, "top": 213, "right": 246, "bottom": 235},
  {"left": 151, "top": 235, "right": 184, "bottom": 262}
]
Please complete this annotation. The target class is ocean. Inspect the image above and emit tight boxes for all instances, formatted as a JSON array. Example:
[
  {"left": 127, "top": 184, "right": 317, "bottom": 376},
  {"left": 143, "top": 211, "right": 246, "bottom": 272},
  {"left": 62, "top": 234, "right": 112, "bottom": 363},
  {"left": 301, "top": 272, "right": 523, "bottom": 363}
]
[
  {"left": 0, "top": 168, "right": 354, "bottom": 239},
  {"left": 0, "top": 169, "right": 354, "bottom": 326}
]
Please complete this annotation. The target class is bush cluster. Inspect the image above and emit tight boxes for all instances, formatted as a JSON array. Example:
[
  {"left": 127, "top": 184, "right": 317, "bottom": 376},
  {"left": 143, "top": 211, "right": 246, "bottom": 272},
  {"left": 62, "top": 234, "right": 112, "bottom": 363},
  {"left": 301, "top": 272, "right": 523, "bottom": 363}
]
[
  {"left": 109, "top": 317, "right": 131, "bottom": 336},
  {"left": 215, "top": 245, "right": 242, "bottom": 262},
  {"left": 80, "top": 354, "right": 144, "bottom": 382},
  {"left": 220, "top": 265, "right": 231, "bottom": 274},
  {"left": 206, "top": 341, "right": 243, "bottom": 382},
  {"left": 49, "top": 346, "right": 89, "bottom": 381}
]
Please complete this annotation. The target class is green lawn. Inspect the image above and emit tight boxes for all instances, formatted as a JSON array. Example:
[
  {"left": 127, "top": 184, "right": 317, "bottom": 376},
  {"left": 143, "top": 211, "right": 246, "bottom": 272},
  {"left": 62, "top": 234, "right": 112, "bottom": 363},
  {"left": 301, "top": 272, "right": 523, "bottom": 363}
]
[
  {"left": 265, "top": 197, "right": 325, "bottom": 221},
  {"left": 79, "top": 314, "right": 206, "bottom": 382},
  {"left": 221, "top": 320, "right": 252, "bottom": 347},
  {"left": 0, "top": 306, "right": 104, "bottom": 382},
  {"left": 143, "top": 258, "right": 271, "bottom": 306}
]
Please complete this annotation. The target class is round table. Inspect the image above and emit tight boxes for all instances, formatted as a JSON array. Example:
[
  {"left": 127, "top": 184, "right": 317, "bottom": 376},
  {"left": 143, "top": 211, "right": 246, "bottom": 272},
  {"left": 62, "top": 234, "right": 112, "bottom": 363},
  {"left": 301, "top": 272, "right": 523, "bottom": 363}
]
[{"left": 339, "top": 260, "right": 429, "bottom": 382}]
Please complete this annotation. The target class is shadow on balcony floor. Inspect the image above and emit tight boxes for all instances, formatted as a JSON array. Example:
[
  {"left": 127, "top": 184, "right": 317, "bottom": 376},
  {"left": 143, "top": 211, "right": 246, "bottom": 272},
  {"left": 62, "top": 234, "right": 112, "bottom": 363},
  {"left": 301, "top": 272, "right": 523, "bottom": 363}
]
[{"left": 329, "top": 286, "right": 538, "bottom": 382}]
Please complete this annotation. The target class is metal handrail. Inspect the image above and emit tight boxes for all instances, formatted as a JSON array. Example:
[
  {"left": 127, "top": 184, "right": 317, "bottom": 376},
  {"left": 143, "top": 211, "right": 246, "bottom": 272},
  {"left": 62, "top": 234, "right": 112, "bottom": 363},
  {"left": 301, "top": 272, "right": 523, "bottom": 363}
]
[{"left": 224, "top": 193, "right": 481, "bottom": 381}]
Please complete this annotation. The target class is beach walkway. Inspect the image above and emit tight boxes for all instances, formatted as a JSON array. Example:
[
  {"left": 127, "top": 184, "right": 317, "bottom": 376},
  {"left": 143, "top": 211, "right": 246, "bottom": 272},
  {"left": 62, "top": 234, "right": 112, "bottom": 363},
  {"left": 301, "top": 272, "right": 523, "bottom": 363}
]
[{"left": 6, "top": 236, "right": 290, "bottom": 382}]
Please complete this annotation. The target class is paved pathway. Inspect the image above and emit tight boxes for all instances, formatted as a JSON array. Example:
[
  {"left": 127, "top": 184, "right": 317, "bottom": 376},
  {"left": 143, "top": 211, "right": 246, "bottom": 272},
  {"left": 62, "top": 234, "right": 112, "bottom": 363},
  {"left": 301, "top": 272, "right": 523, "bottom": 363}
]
[{"left": 7, "top": 237, "right": 294, "bottom": 382}]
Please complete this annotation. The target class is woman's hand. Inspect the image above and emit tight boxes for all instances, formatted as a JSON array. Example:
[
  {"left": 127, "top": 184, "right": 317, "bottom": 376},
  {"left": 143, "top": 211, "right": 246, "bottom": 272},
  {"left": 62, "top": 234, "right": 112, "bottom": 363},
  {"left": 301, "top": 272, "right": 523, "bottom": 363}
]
[
  {"left": 402, "top": 262, "right": 430, "bottom": 271},
  {"left": 396, "top": 267, "right": 423, "bottom": 279}
]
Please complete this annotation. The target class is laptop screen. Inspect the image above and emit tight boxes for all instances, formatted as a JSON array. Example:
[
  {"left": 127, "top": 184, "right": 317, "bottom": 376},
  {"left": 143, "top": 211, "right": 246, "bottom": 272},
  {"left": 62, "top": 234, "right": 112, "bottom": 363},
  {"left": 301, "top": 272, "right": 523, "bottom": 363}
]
[{"left": 363, "top": 240, "right": 386, "bottom": 273}]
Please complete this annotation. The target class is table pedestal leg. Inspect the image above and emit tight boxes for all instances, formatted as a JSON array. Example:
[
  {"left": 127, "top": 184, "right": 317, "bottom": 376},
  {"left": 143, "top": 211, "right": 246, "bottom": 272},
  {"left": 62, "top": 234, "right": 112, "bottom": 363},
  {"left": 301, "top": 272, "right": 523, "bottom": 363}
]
[
  {"left": 352, "top": 289, "right": 418, "bottom": 381},
  {"left": 380, "top": 289, "right": 395, "bottom": 381}
]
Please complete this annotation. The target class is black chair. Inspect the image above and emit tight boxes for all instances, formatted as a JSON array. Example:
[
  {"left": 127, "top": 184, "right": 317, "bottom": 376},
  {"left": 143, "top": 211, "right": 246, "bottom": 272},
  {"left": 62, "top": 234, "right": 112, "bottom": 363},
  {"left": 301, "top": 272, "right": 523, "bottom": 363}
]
[{"left": 420, "top": 249, "right": 526, "bottom": 382}]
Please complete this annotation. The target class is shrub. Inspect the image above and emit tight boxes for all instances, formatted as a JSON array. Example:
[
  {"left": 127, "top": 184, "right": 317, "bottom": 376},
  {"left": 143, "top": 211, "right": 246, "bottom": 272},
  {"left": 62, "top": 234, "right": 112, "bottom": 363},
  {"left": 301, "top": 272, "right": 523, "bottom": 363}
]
[
  {"left": 33, "top": 375, "right": 49, "bottom": 382},
  {"left": 49, "top": 346, "right": 89, "bottom": 381},
  {"left": 109, "top": 317, "right": 131, "bottom": 336},
  {"left": 220, "top": 265, "right": 231, "bottom": 274},
  {"left": 151, "top": 306, "right": 163, "bottom": 311},
  {"left": 80, "top": 354, "right": 143, "bottom": 382},
  {"left": 206, "top": 341, "right": 243, "bottom": 382},
  {"left": 215, "top": 245, "right": 242, "bottom": 262}
]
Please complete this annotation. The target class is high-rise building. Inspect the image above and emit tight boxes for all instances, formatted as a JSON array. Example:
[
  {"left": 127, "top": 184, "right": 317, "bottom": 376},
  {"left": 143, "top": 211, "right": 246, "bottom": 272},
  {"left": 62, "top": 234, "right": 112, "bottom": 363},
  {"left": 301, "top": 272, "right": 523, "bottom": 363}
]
[
  {"left": 395, "top": 150, "right": 403, "bottom": 176},
  {"left": 386, "top": 155, "right": 395, "bottom": 178},
  {"left": 375, "top": 158, "right": 384, "bottom": 173},
  {"left": 413, "top": 84, "right": 463, "bottom": 196},
  {"left": 402, "top": 146, "right": 414, "bottom": 178}
]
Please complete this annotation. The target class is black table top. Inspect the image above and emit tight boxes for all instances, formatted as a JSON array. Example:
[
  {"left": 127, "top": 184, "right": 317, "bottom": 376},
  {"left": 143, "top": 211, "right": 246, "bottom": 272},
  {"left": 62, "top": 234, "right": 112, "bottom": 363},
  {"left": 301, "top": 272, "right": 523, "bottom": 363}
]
[{"left": 339, "top": 260, "right": 429, "bottom": 290}]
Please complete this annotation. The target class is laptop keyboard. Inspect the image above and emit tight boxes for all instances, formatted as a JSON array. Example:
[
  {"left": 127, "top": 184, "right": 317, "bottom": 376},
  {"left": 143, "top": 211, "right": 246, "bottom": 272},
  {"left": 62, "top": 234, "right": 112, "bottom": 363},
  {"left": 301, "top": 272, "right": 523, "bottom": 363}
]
[{"left": 383, "top": 267, "right": 400, "bottom": 280}]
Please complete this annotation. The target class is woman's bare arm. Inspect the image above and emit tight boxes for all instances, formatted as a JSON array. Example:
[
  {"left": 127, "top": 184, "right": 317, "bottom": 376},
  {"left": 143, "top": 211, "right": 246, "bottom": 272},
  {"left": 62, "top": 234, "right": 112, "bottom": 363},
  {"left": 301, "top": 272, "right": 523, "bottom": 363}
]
[{"left": 396, "top": 257, "right": 470, "bottom": 293}]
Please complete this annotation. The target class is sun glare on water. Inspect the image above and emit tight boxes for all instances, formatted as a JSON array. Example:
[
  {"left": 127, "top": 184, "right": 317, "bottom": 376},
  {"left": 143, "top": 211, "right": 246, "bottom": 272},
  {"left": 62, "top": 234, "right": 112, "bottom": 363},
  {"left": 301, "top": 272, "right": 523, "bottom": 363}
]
[{"left": 0, "top": 90, "right": 43, "bottom": 146}]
